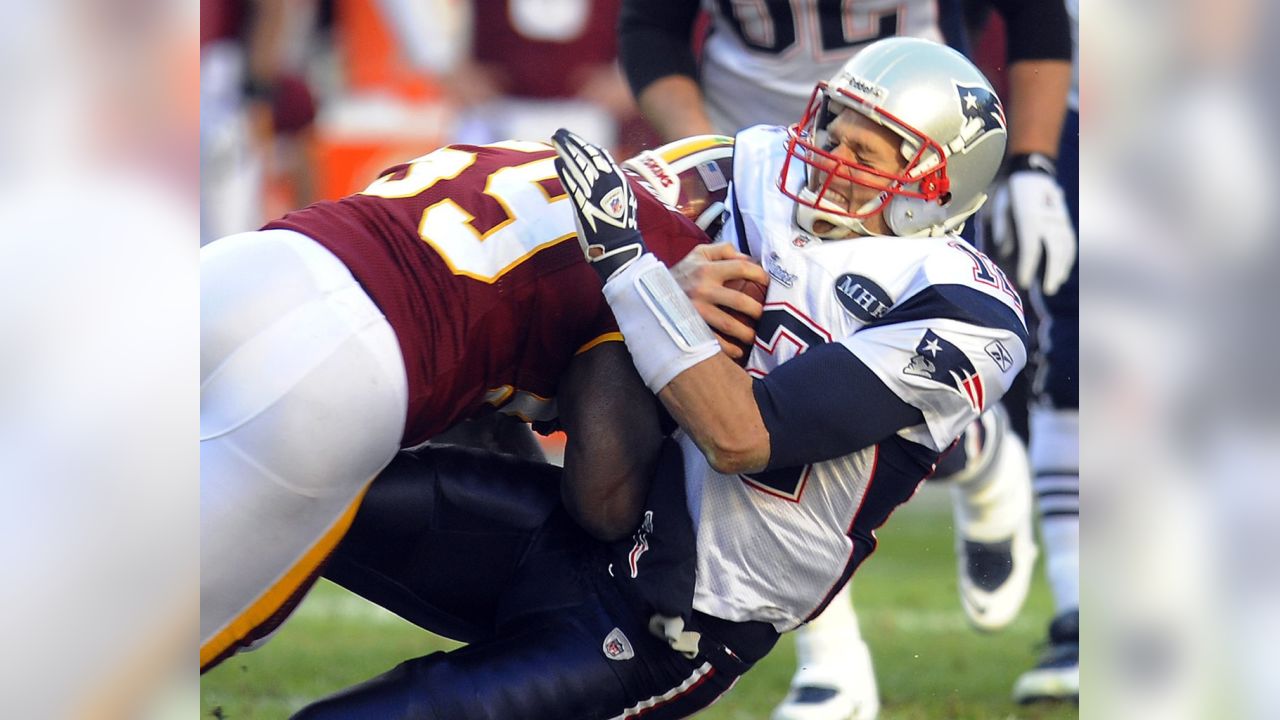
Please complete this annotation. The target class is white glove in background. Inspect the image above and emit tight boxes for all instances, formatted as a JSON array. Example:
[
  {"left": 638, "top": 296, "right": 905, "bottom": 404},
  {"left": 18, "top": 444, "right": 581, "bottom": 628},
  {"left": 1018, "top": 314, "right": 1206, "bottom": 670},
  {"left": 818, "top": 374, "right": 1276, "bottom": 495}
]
[{"left": 990, "top": 167, "right": 1077, "bottom": 296}]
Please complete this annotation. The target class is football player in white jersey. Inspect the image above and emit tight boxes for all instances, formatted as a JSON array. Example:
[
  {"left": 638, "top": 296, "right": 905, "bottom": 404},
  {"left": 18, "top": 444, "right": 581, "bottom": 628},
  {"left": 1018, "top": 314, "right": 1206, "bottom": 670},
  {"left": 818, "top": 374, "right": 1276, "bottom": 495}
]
[
  {"left": 621, "top": 4, "right": 1073, "bottom": 716},
  {"left": 555, "top": 35, "right": 1026, "bottom": 717}
]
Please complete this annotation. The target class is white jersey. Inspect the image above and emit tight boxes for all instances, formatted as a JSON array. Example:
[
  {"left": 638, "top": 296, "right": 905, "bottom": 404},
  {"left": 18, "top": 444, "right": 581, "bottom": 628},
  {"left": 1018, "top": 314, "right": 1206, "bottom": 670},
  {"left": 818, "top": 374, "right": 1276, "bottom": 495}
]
[
  {"left": 687, "top": 126, "right": 1028, "bottom": 631},
  {"left": 700, "top": 0, "right": 944, "bottom": 134}
]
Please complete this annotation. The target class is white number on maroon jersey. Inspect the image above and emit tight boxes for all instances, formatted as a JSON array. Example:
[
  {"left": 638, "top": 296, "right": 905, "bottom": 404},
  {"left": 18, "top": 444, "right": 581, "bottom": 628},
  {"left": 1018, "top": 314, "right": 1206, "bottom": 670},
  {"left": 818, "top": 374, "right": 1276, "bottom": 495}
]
[{"left": 360, "top": 141, "right": 571, "bottom": 283}]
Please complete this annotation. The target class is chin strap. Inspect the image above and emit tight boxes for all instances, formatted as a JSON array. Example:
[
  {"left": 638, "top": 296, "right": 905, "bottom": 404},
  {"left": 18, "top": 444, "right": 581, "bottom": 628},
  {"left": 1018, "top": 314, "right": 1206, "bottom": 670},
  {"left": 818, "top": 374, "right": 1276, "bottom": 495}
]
[{"left": 794, "top": 188, "right": 878, "bottom": 239}]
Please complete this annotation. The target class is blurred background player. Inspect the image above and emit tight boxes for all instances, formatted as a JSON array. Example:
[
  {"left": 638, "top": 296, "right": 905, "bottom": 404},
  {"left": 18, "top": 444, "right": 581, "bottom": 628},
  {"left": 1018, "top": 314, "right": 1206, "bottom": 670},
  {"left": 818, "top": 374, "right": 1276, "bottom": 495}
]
[
  {"left": 206, "top": 0, "right": 649, "bottom": 233},
  {"left": 375, "top": 0, "right": 648, "bottom": 155},
  {"left": 200, "top": 0, "right": 322, "bottom": 244},
  {"left": 617, "top": 2, "right": 1073, "bottom": 717},
  {"left": 976, "top": 0, "right": 1079, "bottom": 703},
  {"left": 447, "top": 0, "right": 640, "bottom": 153}
]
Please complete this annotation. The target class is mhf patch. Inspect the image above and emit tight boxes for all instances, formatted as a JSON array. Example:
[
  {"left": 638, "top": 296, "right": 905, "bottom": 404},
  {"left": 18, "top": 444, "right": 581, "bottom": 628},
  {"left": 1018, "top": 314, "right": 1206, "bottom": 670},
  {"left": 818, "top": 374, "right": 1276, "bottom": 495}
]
[
  {"left": 904, "top": 329, "right": 985, "bottom": 411},
  {"left": 834, "top": 273, "right": 892, "bottom": 322}
]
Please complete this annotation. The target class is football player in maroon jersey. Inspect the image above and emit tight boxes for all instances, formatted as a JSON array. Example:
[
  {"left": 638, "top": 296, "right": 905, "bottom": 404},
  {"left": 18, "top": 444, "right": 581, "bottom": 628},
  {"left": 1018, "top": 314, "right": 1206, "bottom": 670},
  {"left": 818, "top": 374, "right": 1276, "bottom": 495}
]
[{"left": 200, "top": 136, "right": 761, "bottom": 672}]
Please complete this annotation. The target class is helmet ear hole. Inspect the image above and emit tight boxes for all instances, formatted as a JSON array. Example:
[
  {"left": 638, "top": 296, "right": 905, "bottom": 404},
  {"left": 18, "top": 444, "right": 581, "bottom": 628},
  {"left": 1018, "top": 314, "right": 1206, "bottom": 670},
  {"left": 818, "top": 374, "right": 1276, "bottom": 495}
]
[{"left": 939, "top": 192, "right": 952, "bottom": 205}]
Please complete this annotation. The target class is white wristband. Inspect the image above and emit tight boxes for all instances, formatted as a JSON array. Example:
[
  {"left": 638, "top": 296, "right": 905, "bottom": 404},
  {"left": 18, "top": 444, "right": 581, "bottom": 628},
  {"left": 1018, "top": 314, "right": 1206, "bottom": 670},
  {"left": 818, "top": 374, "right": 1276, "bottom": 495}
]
[{"left": 602, "top": 254, "right": 719, "bottom": 393}]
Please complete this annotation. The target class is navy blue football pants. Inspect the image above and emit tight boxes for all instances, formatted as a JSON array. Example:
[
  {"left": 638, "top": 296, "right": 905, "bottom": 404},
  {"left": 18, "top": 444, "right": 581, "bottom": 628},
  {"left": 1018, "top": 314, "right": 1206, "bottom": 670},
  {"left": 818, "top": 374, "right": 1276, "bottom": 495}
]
[
  {"left": 293, "top": 445, "right": 777, "bottom": 720},
  {"left": 1036, "top": 109, "right": 1079, "bottom": 410}
]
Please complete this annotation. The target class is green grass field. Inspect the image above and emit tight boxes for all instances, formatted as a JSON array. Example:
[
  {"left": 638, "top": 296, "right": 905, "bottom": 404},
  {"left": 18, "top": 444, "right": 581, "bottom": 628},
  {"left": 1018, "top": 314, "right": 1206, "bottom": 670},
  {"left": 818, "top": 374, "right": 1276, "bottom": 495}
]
[{"left": 202, "top": 484, "right": 1077, "bottom": 719}]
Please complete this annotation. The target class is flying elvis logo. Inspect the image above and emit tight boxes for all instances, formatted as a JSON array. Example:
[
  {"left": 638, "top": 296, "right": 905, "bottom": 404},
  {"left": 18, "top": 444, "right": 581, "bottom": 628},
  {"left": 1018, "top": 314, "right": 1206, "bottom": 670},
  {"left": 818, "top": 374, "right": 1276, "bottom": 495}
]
[
  {"left": 955, "top": 82, "right": 1006, "bottom": 138},
  {"left": 904, "top": 329, "right": 985, "bottom": 411}
]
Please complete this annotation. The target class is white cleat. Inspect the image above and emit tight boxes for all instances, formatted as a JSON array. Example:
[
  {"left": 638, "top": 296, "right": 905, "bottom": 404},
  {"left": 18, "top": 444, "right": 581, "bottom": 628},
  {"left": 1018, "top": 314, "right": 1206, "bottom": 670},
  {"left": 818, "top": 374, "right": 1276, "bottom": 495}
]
[
  {"left": 772, "top": 637, "right": 880, "bottom": 720},
  {"left": 949, "top": 406, "right": 1038, "bottom": 632}
]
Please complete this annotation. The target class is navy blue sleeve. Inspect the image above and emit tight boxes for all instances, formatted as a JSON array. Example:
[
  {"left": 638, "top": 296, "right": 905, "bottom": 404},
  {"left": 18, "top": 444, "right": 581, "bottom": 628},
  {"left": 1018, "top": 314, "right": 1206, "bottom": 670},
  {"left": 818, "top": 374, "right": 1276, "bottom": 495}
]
[
  {"left": 751, "top": 343, "right": 924, "bottom": 470},
  {"left": 987, "top": 0, "right": 1073, "bottom": 63},
  {"left": 618, "top": 0, "right": 702, "bottom": 97}
]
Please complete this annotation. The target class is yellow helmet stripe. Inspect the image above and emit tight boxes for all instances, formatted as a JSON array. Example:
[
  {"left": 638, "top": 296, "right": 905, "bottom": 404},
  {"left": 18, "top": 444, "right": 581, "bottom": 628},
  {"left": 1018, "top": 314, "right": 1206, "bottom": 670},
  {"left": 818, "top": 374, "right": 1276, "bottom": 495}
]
[{"left": 658, "top": 135, "right": 734, "bottom": 165}]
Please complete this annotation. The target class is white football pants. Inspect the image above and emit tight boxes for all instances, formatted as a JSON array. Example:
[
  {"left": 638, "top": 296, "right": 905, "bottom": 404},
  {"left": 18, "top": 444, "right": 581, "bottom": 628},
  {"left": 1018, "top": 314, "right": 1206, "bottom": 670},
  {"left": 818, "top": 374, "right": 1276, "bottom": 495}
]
[{"left": 200, "top": 229, "right": 408, "bottom": 667}]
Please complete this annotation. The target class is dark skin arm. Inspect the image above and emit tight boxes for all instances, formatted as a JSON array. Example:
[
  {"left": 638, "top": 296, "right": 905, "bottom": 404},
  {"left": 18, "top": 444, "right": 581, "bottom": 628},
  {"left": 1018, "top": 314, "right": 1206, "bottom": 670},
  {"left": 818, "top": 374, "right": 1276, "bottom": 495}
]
[{"left": 556, "top": 341, "right": 664, "bottom": 542}]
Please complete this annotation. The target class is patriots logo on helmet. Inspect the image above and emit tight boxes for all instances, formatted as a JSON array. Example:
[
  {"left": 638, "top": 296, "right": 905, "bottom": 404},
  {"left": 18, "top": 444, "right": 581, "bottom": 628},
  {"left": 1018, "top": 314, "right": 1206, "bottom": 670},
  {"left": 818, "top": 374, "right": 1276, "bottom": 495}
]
[
  {"left": 903, "top": 329, "right": 985, "bottom": 411},
  {"left": 955, "top": 82, "right": 1006, "bottom": 136}
]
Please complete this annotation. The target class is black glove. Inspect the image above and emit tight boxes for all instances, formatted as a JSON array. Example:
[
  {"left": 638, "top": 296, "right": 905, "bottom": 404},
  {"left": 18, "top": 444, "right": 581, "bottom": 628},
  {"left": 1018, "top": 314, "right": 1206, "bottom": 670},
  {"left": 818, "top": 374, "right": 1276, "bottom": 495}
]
[{"left": 551, "top": 128, "right": 645, "bottom": 282}]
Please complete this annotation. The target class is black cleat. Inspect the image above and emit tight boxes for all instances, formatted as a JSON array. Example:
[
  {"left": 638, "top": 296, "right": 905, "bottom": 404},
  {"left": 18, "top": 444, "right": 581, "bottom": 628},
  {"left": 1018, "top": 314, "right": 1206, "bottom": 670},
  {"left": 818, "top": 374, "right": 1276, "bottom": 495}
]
[{"left": 1013, "top": 608, "right": 1079, "bottom": 703}]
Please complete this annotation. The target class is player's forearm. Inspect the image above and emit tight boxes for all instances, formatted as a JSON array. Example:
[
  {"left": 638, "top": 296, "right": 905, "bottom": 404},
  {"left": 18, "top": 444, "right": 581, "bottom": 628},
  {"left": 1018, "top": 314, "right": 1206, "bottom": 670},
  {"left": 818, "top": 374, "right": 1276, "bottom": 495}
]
[
  {"left": 1006, "top": 60, "right": 1071, "bottom": 157},
  {"left": 559, "top": 343, "right": 663, "bottom": 541},
  {"left": 638, "top": 76, "right": 717, "bottom": 143},
  {"left": 657, "top": 355, "right": 770, "bottom": 475}
]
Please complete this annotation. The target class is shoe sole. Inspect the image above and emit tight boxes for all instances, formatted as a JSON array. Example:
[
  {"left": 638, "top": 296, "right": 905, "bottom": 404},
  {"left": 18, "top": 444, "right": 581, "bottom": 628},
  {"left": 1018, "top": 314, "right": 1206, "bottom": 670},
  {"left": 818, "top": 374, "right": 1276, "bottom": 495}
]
[{"left": 1013, "top": 667, "right": 1079, "bottom": 704}]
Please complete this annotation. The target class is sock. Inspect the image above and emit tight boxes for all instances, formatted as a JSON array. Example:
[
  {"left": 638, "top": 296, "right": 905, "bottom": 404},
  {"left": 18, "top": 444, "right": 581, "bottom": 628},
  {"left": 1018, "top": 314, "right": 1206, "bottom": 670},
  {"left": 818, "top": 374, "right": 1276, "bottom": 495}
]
[
  {"left": 1030, "top": 407, "right": 1080, "bottom": 613},
  {"left": 950, "top": 406, "right": 1030, "bottom": 541},
  {"left": 792, "top": 584, "right": 872, "bottom": 687}
]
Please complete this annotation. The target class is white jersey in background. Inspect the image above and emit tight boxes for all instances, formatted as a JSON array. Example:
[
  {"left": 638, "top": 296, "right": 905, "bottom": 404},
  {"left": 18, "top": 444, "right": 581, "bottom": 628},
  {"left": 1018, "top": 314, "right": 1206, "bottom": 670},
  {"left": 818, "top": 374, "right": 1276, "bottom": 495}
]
[
  {"left": 700, "top": 0, "right": 943, "bottom": 133},
  {"left": 686, "top": 125, "right": 1028, "bottom": 631}
]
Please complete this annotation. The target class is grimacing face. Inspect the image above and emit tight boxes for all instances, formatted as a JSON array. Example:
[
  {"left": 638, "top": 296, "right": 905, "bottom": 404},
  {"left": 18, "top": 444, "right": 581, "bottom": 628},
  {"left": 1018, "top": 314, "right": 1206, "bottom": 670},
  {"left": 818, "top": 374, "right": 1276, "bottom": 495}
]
[{"left": 807, "top": 108, "right": 909, "bottom": 236}]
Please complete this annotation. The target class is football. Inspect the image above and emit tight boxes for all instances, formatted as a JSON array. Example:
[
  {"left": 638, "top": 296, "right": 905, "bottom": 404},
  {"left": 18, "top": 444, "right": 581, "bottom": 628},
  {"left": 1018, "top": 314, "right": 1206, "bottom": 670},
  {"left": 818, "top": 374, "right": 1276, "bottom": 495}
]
[{"left": 718, "top": 277, "right": 768, "bottom": 365}]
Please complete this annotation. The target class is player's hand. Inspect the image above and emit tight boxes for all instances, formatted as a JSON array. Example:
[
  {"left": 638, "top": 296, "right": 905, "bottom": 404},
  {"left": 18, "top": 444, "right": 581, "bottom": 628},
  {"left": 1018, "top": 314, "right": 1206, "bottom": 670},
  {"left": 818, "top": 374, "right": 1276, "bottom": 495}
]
[
  {"left": 989, "top": 153, "right": 1076, "bottom": 296},
  {"left": 551, "top": 128, "right": 644, "bottom": 283},
  {"left": 671, "top": 243, "right": 769, "bottom": 358}
]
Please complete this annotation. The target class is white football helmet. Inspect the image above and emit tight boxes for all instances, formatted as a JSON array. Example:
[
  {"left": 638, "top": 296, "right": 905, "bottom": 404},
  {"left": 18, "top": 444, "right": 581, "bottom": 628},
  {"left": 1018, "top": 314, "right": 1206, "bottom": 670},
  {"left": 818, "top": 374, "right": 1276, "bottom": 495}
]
[
  {"left": 622, "top": 135, "right": 735, "bottom": 239},
  {"left": 781, "top": 38, "right": 1008, "bottom": 238}
]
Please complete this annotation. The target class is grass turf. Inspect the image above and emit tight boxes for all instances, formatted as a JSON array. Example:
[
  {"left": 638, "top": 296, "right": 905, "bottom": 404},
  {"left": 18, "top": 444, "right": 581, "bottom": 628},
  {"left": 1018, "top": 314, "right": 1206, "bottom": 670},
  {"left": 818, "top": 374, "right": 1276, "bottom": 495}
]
[{"left": 201, "top": 484, "right": 1077, "bottom": 719}]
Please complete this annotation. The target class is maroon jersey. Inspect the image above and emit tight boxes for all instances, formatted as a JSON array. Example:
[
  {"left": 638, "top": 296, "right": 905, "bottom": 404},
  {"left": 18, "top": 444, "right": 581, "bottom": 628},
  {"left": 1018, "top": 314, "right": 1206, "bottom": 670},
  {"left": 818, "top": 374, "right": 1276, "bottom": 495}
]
[
  {"left": 200, "top": 0, "right": 244, "bottom": 46},
  {"left": 266, "top": 140, "right": 706, "bottom": 447},
  {"left": 473, "top": 0, "right": 620, "bottom": 99}
]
